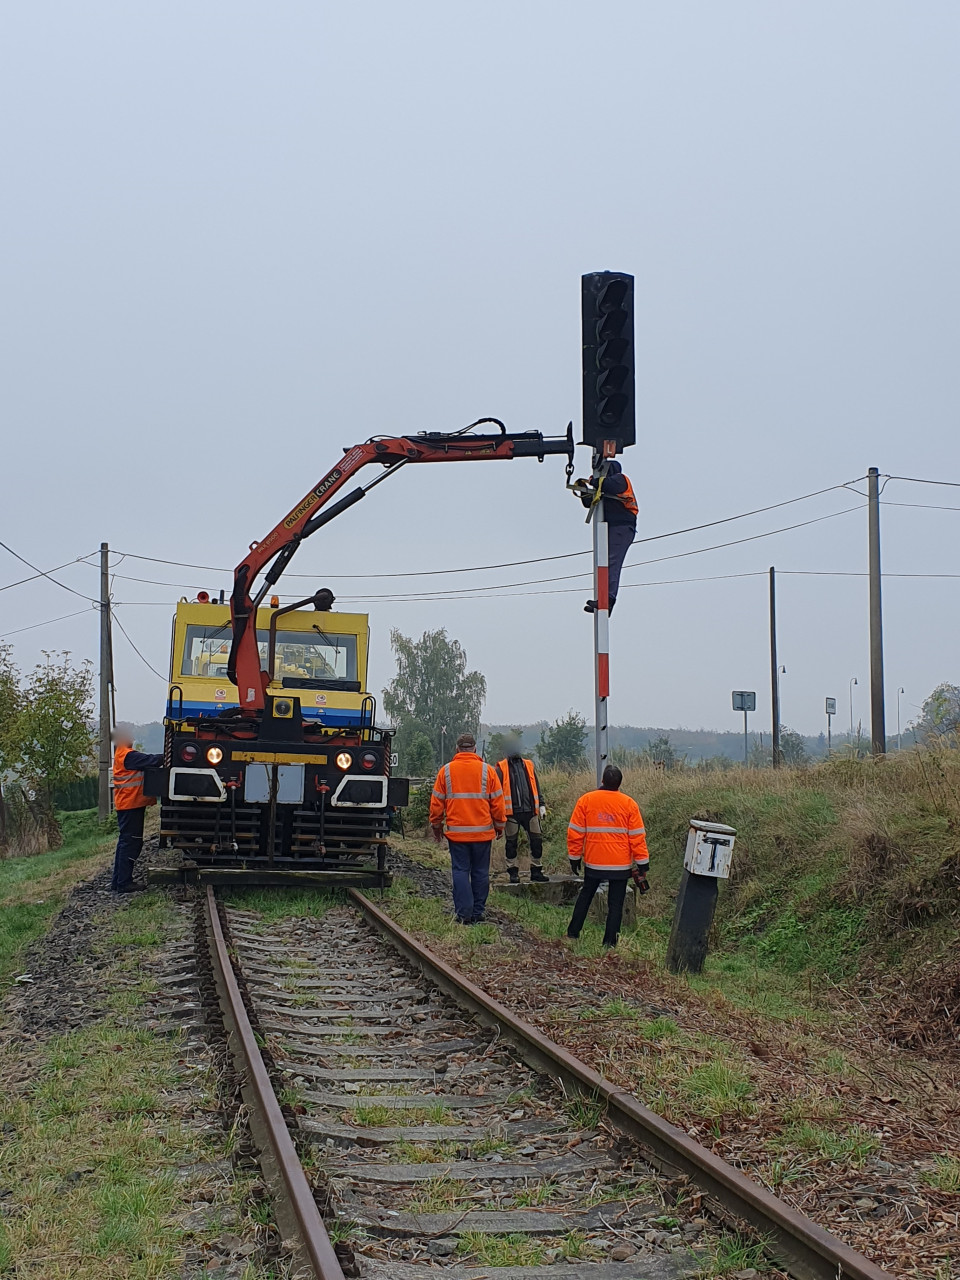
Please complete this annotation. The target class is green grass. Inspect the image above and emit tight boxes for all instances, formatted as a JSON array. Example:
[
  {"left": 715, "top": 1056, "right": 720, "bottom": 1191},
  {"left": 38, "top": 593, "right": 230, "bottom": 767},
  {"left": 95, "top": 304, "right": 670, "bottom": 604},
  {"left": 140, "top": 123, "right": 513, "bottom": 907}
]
[
  {"left": 923, "top": 1155, "right": 960, "bottom": 1192},
  {"left": 457, "top": 1231, "right": 545, "bottom": 1267},
  {"left": 408, "top": 1175, "right": 470, "bottom": 1212},
  {"left": 774, "top": 1121, "right": 880, "bottom": 1165},
  {"left": 642, "top": 1016, "right": 680, "bottom": 1039},
  {"left": 395, "top": 1140, "right": 460, "bottom": 1163},
  {"left": 0, "top": 808, "right": 115, "bottom": 979},
  {"left": 512, "top": 1179, "right": 559, "bottom": 1207},
  {"left": 222, "top": 885, "right": 343, "bottom": 921},
  {"left": 704, "top": 1231, "right": 772, "bottom": 1275},
  {"left": 0, "top": 889, "right": 266, "bottom": 1278},
  {"left": 559, "top": 1229, "right": 599, "bottom": 1260},
  {"left": 565, "top": 1093, "right": 605, "bottom": 1129},
  {"left": 681, "top": 1061, "right": 754, "bottom": 1118},
  {"left": 351, "top": 1103, "right": 392, "bottom": 1127}
]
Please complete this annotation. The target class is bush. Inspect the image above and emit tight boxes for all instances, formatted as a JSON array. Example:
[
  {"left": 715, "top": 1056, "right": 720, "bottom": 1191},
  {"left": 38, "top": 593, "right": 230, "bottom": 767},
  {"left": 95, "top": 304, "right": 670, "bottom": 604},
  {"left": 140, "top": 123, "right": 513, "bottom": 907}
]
[
  {"left": 53, "top": 775, "right": 98, "bottom": 812},
  {"left": 405, "top": 783, "right": 433, "bottom": 835},
  {"left": 533, "top": 750, "right": 960, "bottom": 981}
]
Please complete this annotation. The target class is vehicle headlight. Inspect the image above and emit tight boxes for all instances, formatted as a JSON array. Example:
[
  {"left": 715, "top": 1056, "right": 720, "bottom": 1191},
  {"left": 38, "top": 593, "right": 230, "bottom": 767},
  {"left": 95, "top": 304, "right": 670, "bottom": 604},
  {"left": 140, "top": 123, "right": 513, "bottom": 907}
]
[
  {"left": 335, "top": 751, "right": 353, "bottom": 771},
  {"left": 179, "top": 743, "right": 199, "bottom": 763},
  {"left": 206, "top": 747, "right": 223, "bottom": 764}
]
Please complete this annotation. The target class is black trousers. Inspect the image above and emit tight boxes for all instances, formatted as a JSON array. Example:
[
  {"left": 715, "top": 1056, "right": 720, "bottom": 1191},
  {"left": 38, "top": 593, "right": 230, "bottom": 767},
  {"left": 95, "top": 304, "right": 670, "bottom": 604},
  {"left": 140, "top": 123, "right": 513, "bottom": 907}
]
[
  {"left": 607, "top": 523, "right": 635, "bottom": 610},
  {"left": 504, "top": 812, "right": 543, "bottom": 865},
  {"left": 567, "top": 868, "right": 630, "bottom": 947},
  {"left": 112, "top": 806, "right": 146, "bottom": 890}
]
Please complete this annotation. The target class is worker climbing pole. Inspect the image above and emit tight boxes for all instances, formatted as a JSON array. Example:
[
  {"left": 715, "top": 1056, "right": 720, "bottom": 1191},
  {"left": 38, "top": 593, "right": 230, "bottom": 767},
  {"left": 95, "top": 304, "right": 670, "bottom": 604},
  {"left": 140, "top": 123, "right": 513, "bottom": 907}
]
[{"left": 573, "top": 271, "right": 636, "bottom": 783}]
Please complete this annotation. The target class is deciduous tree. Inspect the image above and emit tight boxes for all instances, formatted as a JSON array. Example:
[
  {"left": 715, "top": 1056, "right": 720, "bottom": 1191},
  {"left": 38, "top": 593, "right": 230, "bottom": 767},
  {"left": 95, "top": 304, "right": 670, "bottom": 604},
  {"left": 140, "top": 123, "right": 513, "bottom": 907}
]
[
  {"left": 536, "top": 711, "right": 588, "bottom": 771},
  {"left": 17, "top": 652, "right": 95, "bottom": 848},
  {"left": 914, "top": 683, "right": 960, "bottom": 743},
  {"left": 383, "top": 629, "right": 486, "bottom": 764},
  {"left": 0, "top": 645, "right": 24, "bottom": 849},
  {"left": 404, "top": 731, "right": 436, "bottom": 778}
]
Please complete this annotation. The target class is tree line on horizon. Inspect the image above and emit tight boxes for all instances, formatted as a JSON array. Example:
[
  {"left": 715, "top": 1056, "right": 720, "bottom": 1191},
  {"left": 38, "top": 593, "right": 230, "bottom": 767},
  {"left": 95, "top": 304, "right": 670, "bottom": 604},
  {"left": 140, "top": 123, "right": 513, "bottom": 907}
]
[{"left": 122, "top": 628, "right": 960, "bottom": 779}]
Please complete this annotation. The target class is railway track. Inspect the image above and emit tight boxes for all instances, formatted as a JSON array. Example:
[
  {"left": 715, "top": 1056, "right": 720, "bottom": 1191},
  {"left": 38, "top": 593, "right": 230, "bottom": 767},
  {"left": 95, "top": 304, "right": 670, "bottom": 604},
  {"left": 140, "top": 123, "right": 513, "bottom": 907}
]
[{"left": 201, "top": 886, "right": 895, "bottom": 1280}]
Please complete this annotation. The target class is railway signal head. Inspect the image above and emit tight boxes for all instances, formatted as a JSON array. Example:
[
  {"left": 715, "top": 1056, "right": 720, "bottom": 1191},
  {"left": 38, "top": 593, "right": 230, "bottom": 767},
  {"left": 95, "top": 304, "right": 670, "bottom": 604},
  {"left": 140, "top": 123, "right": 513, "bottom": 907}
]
[{"left": 581, "top": 271, "right": 635, "bottom": 452}]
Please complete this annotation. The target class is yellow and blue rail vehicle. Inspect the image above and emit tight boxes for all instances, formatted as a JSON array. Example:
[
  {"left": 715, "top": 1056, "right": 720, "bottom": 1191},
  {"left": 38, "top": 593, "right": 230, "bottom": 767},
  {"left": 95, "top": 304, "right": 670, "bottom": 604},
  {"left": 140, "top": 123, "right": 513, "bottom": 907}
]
[{"left": 146, "top": 597, "right": 407, "bottom": 886}]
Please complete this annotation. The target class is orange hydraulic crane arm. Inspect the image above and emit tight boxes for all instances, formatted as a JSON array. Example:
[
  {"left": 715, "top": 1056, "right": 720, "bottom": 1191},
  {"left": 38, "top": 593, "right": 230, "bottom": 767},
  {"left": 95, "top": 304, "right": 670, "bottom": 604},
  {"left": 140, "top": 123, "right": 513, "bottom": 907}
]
[{"left": 227, "top": 421, "right": 574, "bottom": 712}]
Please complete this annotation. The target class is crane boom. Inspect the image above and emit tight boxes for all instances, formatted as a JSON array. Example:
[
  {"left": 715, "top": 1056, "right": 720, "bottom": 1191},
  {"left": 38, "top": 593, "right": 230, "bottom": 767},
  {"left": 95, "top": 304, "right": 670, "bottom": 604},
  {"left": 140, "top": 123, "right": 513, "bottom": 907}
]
[{"left": 228, "top": 423, "right": 574, "bottom": 711}]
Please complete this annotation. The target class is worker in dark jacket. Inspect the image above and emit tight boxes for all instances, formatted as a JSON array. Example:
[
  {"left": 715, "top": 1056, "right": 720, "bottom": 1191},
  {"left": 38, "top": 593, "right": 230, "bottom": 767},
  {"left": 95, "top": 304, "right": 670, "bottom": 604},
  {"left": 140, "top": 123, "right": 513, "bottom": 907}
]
[
  {"left": 495, "top": 746, "right": 548, "bottom": 884},
  {"left": 111, "top": 723, "right": 163, "bottom": 893},
  {"left": 579, "top": 460, "right": 638, "bottom": 615}
]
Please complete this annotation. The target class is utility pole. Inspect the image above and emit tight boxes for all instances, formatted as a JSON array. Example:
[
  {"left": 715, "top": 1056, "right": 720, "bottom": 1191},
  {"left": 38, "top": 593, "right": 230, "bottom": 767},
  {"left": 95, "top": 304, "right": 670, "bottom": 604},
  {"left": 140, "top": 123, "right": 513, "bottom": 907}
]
[
  {"left": 769, "top": 567, "right": 781, "bottom": 768},
  {"left": 592, "top": 501, "right": 610, "bottom": 783},
  {"left": 868, "top": 467, "right": 886, "bottom": 756},
  {"left": 97, "top": 542, "right": 114, "bottom": 821}
]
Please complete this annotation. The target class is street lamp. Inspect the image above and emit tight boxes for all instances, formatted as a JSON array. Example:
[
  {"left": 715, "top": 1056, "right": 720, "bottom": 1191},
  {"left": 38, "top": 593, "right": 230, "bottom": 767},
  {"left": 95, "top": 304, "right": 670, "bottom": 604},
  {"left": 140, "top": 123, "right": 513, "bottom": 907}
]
[
  {"left": 897, "top": 688, "right": 905, "bottom": 752},
  {"left": 849, "top": 677, "right": 858, "bottom": 738}
]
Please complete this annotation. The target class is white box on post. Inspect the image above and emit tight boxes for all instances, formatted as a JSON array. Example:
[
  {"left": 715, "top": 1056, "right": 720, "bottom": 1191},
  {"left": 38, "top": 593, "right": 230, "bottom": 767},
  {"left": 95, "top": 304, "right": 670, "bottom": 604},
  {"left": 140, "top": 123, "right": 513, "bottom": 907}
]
[{"left": 683, "top": 820, "right": 736, "bottom": 879}]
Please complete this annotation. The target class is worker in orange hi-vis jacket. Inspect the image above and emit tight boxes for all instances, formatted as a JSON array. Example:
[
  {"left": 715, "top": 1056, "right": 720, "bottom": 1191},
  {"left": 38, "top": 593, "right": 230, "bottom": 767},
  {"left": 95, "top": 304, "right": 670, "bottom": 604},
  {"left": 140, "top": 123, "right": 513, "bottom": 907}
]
[
  {"left": 566, "top": 765, "right": 649, "bottom": 948},
  {"left": 111, "top": 723, "right": 164, "bottom": 894},
  {"left": 429, "top": 733, "right": 506, "bottom": 925}
]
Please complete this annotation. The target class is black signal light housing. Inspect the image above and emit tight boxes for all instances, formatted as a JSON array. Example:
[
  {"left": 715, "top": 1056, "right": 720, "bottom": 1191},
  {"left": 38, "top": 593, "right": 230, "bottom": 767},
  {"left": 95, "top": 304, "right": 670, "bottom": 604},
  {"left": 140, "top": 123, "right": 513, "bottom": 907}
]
[{"left": 581, "top": 271, "right": 635, "bottom": 451}]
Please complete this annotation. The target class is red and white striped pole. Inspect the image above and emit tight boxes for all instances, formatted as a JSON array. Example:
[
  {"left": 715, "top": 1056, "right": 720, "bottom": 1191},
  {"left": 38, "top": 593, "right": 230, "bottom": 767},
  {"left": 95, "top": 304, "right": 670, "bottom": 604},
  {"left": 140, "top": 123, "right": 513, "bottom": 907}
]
[{"left": 593, "top": 502, "right": 610, "bottom": 784}]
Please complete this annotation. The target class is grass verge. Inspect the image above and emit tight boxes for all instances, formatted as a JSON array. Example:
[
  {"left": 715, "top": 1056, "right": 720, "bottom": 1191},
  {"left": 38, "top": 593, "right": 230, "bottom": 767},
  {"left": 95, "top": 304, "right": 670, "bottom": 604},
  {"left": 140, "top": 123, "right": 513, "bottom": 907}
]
[
  {"left": 0, "top": 809, "right": 116, "bottom": 982},
  {"left": 0, "top": 888, "right": 277, "bottom": 1278}
]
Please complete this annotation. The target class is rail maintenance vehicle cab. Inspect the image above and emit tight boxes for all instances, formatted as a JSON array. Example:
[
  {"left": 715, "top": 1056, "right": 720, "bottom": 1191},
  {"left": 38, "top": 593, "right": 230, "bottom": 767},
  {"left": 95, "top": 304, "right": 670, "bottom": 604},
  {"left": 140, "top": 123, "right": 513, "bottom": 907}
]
[{"left": 145, "top": 592, "right": 408, "bottom": 886}]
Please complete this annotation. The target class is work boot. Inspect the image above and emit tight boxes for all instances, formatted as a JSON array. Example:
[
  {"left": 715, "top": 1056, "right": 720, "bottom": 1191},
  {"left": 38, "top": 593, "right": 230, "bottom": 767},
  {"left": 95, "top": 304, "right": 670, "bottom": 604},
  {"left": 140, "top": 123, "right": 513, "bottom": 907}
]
[
  {"left": 530, "top": 865, "right": 549, "bottom": 883},
  {"left": 507, "top": 866, "right": 520, "bottom": 884}
]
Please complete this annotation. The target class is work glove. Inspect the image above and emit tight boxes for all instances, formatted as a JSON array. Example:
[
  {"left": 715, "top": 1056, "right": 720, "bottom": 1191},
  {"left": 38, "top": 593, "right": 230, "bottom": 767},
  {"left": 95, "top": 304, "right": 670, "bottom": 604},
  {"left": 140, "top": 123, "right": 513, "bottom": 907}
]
[
  {"left": 431, "top": 825, "right": 444, "bottom": 845},
  {"left": 631, "top": 865, "right": 650, "bottom": 895},
  {"left": 494, "top": 827, "right": 504, "bottom": 840},
  {"left": 571, "top": 478, "right": 595, "bottom": 510},
  {"left": 569, "top": 857, "right": 582, "bottom": 878},
  {"left": 538, "top": 805, "right": 547, "bottom": 819}
]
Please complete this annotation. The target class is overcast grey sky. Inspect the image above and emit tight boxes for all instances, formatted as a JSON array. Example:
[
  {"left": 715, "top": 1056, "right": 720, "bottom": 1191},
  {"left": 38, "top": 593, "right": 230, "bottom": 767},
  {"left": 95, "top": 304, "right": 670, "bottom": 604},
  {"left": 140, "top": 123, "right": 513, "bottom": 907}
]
[{"left": 2, "top": 2, "right": 959, "bottom": 738}]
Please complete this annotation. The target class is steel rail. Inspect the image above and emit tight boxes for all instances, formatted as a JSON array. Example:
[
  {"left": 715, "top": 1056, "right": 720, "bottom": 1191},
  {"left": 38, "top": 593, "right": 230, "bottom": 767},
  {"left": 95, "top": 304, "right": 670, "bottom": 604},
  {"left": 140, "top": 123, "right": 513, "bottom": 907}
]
[
  {"left": 203, "top": 885, "right": 345, "bottom": 1280},
  {"left": 349, "top": 888, "right": 894, "bottom": 1280}
]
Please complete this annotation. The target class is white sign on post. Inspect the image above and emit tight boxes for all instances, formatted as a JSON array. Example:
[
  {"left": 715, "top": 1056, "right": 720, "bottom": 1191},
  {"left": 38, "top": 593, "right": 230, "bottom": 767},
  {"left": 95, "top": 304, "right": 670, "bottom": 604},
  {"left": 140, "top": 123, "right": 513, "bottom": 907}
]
[{"left": 684, "top": 820, "right": 737, "bottom": 879}]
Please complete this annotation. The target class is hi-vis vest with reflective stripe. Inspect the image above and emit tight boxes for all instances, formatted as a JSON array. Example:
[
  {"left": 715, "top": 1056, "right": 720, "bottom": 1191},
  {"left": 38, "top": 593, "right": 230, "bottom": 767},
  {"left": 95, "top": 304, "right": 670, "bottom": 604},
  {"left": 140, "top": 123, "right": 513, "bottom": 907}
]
[
  {"left": 113, "top": 745, "right": 156, "bottom": 811},
  {"left": 495, "top": 757, "right": 540, "bottom": 817},
  {"left": 429, "top": 752, "right": 506, "bottom": 842},
  {"left": 609, "top": 474, "right": 639, "bottom": 517},
  {"left": 566, "top": 788, "right": 648, "bottom": 871}
]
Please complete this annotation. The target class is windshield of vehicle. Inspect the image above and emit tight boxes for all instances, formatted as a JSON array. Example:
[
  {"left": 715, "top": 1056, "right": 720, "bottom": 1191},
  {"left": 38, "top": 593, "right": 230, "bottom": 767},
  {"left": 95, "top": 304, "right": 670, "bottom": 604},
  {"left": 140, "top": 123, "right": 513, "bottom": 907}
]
[{"left": 180, "top": 625, "right": 358, "bottom": 682}]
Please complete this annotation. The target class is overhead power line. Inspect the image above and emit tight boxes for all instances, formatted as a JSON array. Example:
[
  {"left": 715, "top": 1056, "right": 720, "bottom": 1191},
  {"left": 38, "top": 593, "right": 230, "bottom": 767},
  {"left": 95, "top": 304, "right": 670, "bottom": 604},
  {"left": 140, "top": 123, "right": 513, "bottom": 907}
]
[
  {"left": 305, "top": 504, "right": 868, "bottom": 602},
  {"left": 111, "top": 609, "right": 167, "bottom": 682},
  {"left": 0, "top": 608, "right": 93, "bottom": 639},
  {"left": 111, "top": 475, "right": 866, "bottom": 582},
  {"left": 887, "top": 474, "right": 960, "bottom": 490},
  {"left": 0, "top": 541, "right": 99, "bottom": 602},
  {"left": 0, "top": 551, "right": 98, "bottom": 594},
  {"left": 881, "top": 500, "right": 960, "bottom": 514},
  {"left": 101, "top": 503, "right": 869, "bottom": 604}
]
